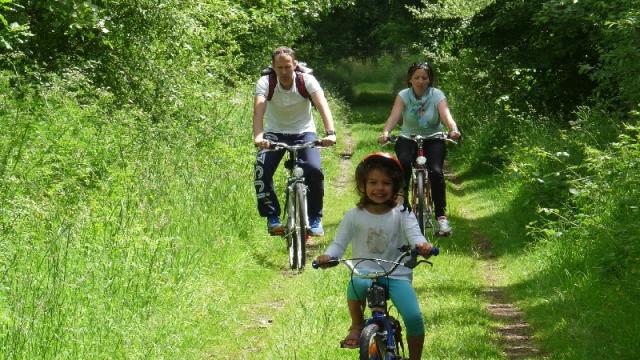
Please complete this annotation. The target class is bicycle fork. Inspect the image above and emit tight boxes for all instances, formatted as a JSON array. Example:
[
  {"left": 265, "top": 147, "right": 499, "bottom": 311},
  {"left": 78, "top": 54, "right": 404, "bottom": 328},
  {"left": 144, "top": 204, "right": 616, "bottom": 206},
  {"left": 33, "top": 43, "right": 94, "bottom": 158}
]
[
  {"left": 366, "top": 284, "right": 405, "bottom": 358},
  {"left": 285, "top": 179, "right": 309, "bottom": 236}
]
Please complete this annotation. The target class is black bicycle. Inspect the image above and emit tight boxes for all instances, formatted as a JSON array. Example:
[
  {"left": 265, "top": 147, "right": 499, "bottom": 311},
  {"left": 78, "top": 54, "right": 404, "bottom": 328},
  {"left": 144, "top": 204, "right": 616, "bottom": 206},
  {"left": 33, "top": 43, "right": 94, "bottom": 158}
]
[
  {"left": 385, "top": 132, "right": 456, "bottom": 237},
  {"left": 268, "top": 140, "right": 323, "bottom": 270},
  {"left": 313, "top": 245, "right": 439, "bottom": 360}
]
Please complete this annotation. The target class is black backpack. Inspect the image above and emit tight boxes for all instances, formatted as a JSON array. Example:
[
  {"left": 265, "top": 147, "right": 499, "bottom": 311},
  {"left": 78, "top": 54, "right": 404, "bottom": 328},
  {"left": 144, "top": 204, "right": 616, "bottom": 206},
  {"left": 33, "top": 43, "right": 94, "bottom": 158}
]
[{"left": 261, "top": 63, "right": 314, "bottom": 104}]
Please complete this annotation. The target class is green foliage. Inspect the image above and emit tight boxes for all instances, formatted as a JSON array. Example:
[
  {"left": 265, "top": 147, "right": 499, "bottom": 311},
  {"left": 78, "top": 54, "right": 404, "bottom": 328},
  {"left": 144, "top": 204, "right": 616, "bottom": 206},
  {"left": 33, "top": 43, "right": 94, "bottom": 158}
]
[
  {"left": 591, "top": 1, "right": 640, "bottom": 110},
  {"left": 463, "top": 0, "right": 639, "bottom": 117},
  {"left": 0, "top": 0, "right": 332, "bottom": 120},
  {"left": 0, "top": 0, "right": 31, "bottom": 53},
  {"left": 297, "top": 0, "right": 424, "bottom": 62},
  {"left": 406, "top": 0, "right": 493, "bottom": 59}
]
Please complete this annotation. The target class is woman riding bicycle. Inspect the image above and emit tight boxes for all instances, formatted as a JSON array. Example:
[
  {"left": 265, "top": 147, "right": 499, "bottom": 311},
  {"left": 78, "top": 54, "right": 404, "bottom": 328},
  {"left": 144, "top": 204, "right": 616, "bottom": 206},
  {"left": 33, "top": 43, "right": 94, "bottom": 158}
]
[
  {"left": 315, "top": 152, "right": 434, "bottom": 360},
  {"left": 378, "top": 62, "right": 461, "bottom": 236}
]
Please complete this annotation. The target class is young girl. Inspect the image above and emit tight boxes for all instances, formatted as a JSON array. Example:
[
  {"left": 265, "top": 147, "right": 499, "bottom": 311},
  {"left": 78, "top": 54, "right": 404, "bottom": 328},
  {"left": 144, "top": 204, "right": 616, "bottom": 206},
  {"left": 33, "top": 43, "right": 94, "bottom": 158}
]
[
  {"left": 315, "top": 152, "right": 434, "bottom": 360},
  {"left": 378, "top": 62, "right": 461, "bottom": 236}
]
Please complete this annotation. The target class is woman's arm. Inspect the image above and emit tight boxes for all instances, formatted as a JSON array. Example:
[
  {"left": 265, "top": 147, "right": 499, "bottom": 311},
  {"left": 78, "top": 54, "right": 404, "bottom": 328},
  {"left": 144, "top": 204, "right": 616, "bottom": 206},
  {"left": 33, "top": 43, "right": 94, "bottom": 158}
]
[
  {"left": 437, "top": 99, "right": 461, "bottom": 140},
  {"left": 378, "top": 95, "right": 404, "bottom": 144}
]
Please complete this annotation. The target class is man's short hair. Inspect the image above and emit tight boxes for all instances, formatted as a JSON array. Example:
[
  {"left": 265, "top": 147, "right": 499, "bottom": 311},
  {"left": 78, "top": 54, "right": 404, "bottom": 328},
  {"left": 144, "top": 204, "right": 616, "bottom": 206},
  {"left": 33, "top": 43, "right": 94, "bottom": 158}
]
[{"left": 271, "top": 46, "right": 296, "bottom": 62}]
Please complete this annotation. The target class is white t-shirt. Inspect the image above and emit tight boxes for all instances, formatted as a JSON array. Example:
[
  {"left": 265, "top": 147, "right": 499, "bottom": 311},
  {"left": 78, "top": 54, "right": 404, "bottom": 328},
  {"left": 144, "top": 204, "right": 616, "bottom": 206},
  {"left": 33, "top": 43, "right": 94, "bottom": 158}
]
[
  {"left": 324, "top": 207, "right": 428, "bottom": 281},
  {"left": 255, "top": 72, "right": 323, "bottom": 134}
]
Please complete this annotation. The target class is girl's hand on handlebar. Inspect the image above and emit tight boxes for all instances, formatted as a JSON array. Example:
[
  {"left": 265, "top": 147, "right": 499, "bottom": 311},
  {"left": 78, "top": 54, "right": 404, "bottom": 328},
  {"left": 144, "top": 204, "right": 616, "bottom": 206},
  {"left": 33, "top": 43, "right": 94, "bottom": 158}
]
[
  {"left": 415, "top": 242, "right": 434, "bottom": 258},
  {"left": 314, "top": 254, "right": 332, "bottom": 268}
]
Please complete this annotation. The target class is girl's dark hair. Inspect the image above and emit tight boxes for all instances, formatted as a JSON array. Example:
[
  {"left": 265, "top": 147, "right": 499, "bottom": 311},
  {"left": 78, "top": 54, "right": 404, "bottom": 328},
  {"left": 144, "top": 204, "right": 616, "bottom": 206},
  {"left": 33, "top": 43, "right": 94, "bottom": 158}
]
[
  {"left": 407, "top": 62, "right": 436, "bottom": 88},
  {"left": 355, "top": 154, "right": 405, "bottom": 209},
  {"left": 271, "top": 46, "right": 296, "bottom": 62}
]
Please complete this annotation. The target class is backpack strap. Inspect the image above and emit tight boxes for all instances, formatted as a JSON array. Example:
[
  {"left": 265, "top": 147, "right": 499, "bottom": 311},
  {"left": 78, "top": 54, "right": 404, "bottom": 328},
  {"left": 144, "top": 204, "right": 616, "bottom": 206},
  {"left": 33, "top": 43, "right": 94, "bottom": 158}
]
[
  {"left": 265, "top": 66, "right": 314, "bottom": 105},
  {"left": 266, "top": 71, "right": 277, "bottom": 101},
  {"left": 294, "top": 70, "right": 313, "bottom": 104}
]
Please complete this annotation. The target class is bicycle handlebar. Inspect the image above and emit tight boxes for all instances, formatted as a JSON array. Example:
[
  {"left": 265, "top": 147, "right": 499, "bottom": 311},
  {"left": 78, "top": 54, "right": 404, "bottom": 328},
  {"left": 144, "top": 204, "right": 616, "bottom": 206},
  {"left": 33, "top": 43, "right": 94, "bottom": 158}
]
[
  {"left": 267, "top": 140, "right": 324, "bottom": 151},
  {"left": 385, "top": 132, "right": 458, "bottom": 145},
  {"left": 312, "top": 246, "right": 439, "bottom": 278}
]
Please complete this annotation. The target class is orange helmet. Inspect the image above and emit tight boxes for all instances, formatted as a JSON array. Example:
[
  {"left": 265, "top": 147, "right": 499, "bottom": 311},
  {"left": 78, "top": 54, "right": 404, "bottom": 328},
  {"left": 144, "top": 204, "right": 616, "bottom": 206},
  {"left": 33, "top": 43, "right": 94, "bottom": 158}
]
[
  {"left": 355, "top": 152, "right": 405, "bottom": 208},
  {"left": 359, "top": 152, "right": 403, "bottom": 172}
]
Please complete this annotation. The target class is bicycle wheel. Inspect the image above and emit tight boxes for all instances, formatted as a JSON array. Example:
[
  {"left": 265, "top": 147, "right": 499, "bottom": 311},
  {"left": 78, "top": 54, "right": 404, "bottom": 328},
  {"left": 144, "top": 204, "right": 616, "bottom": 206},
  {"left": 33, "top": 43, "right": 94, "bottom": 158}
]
[
  {"left": 286, "top": 186, "right": 297, "bottom": 270},
  {"left": 359, "top": 323, "right": 389, "bottom": 360},
  {"left": 294, "top": 182, "right": 308, "bottom": 270},
  {"left": 415, "top": 171, "right": 426, "bottom": 235},
  {"left": 423, "top": 174, "right": 434, "bottom": 231}
]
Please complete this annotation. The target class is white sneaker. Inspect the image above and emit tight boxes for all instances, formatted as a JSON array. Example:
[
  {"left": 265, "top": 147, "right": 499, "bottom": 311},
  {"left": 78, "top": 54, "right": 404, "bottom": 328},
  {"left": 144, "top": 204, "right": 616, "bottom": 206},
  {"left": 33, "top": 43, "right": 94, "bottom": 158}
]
[{"left": 437, "top": 216, "right": 452, "bottom": 236}]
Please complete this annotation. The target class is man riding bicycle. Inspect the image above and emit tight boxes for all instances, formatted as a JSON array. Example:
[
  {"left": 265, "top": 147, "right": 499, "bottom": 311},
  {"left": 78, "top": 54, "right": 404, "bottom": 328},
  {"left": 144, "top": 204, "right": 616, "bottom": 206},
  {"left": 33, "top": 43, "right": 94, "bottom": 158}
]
[{"left": 253, "top": 46, "right": 336, "bottom": 236}]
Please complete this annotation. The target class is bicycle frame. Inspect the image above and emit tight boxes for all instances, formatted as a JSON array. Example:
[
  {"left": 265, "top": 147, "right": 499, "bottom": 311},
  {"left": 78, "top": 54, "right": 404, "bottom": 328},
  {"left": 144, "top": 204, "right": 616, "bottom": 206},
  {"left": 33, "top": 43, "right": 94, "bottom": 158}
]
[
  {"left": 385, "top": 133, "right": 450, "bottom": 237},
  {"left": 410, "top": 135, "right": 434, "bottom": 237},
  {"left": 269, "top": 140, "right": 322, "bottom": 270}
]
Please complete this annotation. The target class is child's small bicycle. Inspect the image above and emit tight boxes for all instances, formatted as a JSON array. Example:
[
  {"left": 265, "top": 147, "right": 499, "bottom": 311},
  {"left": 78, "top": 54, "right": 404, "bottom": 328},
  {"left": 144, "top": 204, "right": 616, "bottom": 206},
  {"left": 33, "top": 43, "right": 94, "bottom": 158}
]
[
  {"left": 313, "top": 245, "right": 439, "bottom": 360},
  {"left": 268, "top": 140, "right": 323, "bottom": 270}
]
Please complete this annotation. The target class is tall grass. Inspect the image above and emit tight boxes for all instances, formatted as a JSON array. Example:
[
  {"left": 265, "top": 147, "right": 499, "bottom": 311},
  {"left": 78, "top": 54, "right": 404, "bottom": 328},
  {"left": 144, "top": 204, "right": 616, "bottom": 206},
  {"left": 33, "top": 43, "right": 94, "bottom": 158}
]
[{"left": 0, "top": 69, "right": 263, "bottom": 358}]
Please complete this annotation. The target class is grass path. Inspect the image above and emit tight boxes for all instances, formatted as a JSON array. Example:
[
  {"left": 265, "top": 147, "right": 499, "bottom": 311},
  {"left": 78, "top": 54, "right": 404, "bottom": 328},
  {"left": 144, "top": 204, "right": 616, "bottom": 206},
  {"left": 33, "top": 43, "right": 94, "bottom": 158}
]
[{"left": 448, "top": 171, "right": 544, "bottom": 359}]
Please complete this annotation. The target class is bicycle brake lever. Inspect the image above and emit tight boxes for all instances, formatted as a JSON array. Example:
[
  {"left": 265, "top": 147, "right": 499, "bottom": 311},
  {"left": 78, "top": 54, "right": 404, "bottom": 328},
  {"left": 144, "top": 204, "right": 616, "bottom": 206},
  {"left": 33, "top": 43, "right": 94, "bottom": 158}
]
[
  {"left": 398, "top": 245, "right": 411, "bottom": 252},
  {"left": 403, "top": 256, "right": 419, "bottom": 269}
]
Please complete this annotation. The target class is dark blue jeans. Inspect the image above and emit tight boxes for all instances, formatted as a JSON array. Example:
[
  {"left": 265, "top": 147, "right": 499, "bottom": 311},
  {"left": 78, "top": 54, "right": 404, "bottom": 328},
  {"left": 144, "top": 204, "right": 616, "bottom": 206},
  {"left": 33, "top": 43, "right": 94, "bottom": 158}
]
[{"left": 254, "top": 132, "right": 324, "bottom": 219}]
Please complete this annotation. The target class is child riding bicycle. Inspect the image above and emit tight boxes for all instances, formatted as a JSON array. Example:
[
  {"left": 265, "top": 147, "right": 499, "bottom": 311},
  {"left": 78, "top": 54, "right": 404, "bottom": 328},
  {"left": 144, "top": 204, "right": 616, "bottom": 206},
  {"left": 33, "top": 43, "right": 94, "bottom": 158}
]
[{"left": 315, "top": 152, "right": 434, "bottom": 360}]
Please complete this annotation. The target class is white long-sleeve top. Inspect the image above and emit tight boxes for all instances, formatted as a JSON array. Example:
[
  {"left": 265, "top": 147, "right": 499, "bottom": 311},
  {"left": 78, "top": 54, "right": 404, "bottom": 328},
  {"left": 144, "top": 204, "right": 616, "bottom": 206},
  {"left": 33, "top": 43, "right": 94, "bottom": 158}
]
[{"left": 324, "top": 207, "right": 428, "bottom": 281}]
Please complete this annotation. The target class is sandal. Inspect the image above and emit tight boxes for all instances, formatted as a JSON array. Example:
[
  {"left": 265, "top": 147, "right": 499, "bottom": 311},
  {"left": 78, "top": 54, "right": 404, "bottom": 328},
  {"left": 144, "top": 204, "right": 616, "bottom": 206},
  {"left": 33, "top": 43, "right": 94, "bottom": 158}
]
[{"left": 339, "top": 325, "right": 362, "bottom": 349}]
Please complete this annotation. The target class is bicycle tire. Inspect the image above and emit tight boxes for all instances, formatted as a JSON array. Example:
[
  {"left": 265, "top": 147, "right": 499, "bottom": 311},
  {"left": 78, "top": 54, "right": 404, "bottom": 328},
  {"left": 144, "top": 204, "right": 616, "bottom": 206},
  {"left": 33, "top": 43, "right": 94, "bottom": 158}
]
[
  {"left": 360, "top": 323, "right": 390, "bottom": 360},
  {"left": 423, "top": 174, "right": 434, "bottom": 232},
  {"left": 415, "top": 171, "right": 426, "bottom": 235},
  {"left": 286, "top": 186, "right": 297, "bottom": 270},
  {"left": 294, "top": 182, "right": 307, "bottom": 270}
]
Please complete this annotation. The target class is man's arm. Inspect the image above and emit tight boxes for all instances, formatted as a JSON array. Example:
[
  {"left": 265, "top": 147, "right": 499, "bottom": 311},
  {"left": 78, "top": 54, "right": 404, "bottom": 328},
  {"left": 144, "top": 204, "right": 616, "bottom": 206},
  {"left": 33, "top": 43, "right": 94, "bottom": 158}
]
[
  {"left": 311, "top": 91, "right": 336, "bottom": 147},
  {"left": 253, "top": 95, "right": 270, "bottom": 149}
]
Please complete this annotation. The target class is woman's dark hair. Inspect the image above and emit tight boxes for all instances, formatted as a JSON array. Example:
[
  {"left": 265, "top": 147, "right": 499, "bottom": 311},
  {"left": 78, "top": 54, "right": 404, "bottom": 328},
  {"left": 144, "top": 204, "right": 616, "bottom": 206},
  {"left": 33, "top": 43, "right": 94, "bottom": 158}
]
[
  {"left": 355, "top": 153, "right": 405, "bottom": 209},
  {"left": 271, "top": 46, "right": 296, "bottom": 63},
  {"left": 407, "top": 62, "right": 436, "bottom": 88}
]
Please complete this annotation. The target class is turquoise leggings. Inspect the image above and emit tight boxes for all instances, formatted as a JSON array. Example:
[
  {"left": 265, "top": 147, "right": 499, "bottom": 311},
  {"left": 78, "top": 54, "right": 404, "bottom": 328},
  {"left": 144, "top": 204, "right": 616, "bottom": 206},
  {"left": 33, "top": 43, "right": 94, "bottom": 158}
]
[{"left": 347, "top": 277, "right": 425, "bottom": 336}]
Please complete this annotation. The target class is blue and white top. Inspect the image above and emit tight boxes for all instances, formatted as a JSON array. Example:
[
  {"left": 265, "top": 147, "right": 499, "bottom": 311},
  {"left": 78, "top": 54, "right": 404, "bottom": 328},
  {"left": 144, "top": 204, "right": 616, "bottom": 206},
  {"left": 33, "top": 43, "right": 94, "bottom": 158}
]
[{"left": 398, "top": 87, "right": 447, "bottom": 137}]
